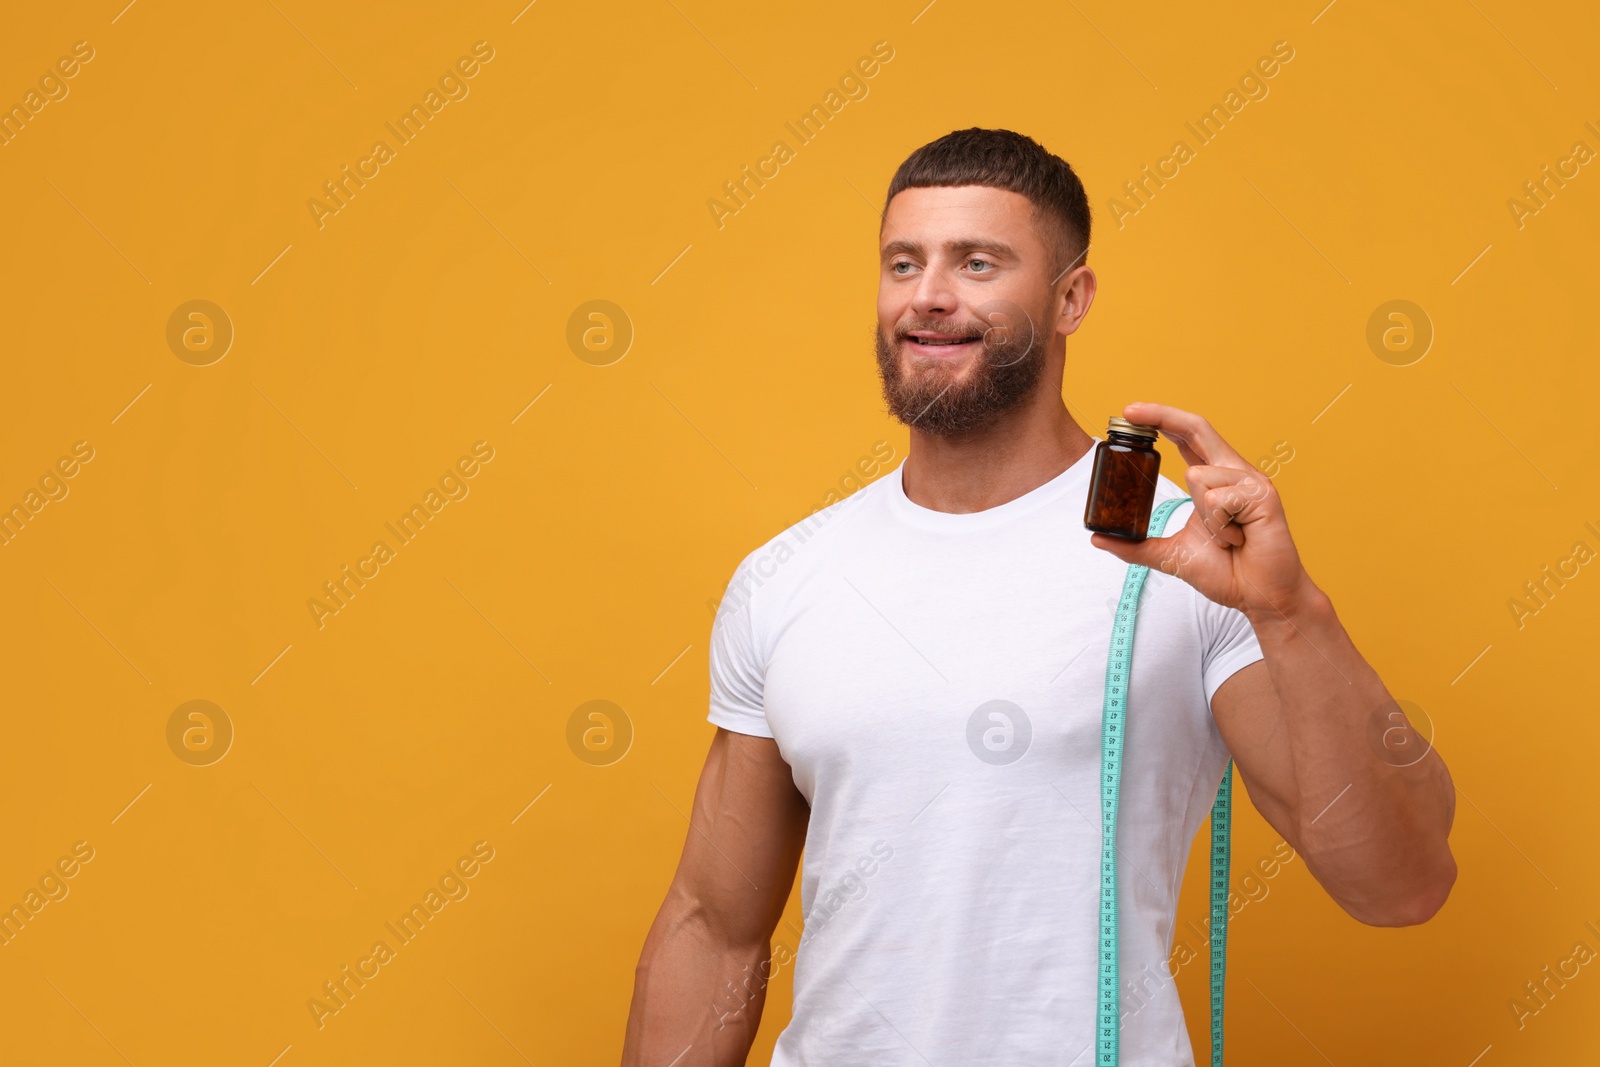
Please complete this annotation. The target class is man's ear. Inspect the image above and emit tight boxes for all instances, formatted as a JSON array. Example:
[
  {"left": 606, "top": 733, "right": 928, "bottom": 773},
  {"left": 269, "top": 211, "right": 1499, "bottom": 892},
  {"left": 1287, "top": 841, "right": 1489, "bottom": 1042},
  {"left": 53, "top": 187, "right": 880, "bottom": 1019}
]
[{"left": 1058, "top": 265, "right": 1097, "bottom": 337}]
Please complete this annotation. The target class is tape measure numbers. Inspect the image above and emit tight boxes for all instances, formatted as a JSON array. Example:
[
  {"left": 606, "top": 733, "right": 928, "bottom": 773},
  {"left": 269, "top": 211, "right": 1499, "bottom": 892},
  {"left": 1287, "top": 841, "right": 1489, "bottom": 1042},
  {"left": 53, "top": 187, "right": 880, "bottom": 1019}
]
[{"left": 1096, "top": 495, "right": 1233, "bottom": 1067}]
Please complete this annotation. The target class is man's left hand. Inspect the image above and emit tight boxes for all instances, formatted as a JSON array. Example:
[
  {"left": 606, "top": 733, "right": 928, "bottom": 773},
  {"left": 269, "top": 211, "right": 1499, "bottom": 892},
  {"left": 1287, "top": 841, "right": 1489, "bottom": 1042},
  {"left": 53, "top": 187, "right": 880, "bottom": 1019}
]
[{"left": 1088, "top": 402, "right": 1313, "bottom": 621}]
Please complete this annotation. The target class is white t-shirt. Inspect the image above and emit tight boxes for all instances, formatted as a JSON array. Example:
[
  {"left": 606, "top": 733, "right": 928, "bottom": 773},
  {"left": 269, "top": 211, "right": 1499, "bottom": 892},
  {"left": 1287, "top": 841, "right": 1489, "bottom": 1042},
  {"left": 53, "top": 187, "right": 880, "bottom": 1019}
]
[{"left": 707, "top": 442, "right": 1265, "bottom": 1066}]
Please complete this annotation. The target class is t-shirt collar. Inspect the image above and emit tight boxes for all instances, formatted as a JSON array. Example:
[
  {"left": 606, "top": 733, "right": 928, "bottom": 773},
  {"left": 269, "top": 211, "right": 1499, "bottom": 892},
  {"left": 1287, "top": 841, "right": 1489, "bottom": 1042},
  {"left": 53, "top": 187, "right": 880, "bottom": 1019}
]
[{"left": 884, "top": 439, "right": 1101, "bottom": 532}]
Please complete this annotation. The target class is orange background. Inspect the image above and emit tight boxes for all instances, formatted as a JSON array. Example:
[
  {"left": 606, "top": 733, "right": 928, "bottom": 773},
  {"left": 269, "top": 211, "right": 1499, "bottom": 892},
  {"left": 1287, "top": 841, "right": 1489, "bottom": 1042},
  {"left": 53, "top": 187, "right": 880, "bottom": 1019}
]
[{"left": 1, "top": 1, "right": 1597, "bottom": 1063}]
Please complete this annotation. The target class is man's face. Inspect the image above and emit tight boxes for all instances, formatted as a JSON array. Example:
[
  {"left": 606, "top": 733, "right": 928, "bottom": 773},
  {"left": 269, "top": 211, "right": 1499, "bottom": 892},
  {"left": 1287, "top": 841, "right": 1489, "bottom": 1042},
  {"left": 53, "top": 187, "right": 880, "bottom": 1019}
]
[{"left": 876, "top": 185, "right": 1056, "bottom": 436}]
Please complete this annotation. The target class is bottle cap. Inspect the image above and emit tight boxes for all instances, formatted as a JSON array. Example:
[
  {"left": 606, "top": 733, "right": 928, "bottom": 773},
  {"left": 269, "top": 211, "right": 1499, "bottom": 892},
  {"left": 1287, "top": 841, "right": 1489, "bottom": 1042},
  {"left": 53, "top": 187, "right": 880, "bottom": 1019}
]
[{"left": 1107, "top": 416, "right": 1159, "bottom": 440}]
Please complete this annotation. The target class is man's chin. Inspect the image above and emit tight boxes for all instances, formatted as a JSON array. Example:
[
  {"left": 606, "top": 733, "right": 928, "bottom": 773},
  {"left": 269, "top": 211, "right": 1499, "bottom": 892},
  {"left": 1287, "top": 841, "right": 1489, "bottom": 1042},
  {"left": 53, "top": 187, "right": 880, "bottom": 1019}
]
[{"left": 889, "top": 398, "right": 1002, "bottom": 437}]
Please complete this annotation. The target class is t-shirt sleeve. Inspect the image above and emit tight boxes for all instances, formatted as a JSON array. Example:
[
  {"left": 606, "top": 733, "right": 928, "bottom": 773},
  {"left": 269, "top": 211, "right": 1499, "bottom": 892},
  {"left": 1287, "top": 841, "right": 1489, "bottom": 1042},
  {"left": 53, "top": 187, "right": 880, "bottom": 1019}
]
[
  {"left": 706, "top": 552, "right": 774, "bottom": 738},
  {"left": 1194, "top": 588, "right": 1266, "bottom": 709}
]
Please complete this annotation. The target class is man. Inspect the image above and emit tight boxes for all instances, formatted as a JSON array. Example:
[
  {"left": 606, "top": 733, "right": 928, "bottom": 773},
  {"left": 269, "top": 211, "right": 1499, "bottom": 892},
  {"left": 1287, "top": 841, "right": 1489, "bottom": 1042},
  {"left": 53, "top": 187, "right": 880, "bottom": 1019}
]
[{"left": 622, "top": 127, "right": 1456, "bottom": 1066}]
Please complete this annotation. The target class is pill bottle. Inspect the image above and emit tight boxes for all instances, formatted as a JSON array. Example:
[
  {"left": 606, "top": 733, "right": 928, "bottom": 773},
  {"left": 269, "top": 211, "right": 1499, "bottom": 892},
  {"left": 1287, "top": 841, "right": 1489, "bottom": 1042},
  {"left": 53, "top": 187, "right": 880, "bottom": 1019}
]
[{"left": 1084, "top": 417, "right": 1162, "bottom": 540}]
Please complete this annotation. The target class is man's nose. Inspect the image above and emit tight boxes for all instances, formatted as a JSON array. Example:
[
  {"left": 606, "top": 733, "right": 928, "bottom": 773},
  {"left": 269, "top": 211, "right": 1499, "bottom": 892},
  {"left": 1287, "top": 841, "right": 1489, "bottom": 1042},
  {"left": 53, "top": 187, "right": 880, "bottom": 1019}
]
[{"left": 909, "top": 260, "right": 959, "bottom": 316}]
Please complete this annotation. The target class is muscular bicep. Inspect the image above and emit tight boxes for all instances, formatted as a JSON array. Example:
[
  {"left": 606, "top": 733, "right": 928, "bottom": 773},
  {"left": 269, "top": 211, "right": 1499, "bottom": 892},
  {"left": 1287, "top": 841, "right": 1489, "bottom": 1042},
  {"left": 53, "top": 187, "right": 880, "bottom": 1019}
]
[
  {"left": 1209, "top": 659, "right": 1302, "bottom": 850},
  {"left": 667, "top": 727, "right": 809, "bottom": 951}
]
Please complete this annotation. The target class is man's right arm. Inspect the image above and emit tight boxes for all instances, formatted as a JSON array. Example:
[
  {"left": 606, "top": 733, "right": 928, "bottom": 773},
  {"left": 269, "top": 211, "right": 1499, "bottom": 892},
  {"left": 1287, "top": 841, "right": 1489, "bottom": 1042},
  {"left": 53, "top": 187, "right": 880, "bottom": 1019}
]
[{"left": 621, "top": 726, "right": 809, "bottom": 1066}]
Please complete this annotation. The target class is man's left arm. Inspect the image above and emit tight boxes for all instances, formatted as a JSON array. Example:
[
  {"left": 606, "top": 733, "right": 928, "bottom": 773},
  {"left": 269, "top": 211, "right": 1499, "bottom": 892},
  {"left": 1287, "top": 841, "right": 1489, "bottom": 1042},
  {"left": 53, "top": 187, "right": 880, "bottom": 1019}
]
[{"left": 1090, "top": 402, "right": 1457, "bottom": 928}]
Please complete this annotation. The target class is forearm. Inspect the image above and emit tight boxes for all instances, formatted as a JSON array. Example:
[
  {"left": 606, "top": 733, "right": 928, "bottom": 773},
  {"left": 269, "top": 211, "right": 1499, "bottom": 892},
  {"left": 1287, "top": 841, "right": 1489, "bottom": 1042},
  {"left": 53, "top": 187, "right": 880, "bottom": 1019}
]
[
  {"left": 1246, "top": 581, "right": 1457, "bottom": 926},
  {"left": 622, "top": 896, "right": 771, "bottom": 1067}
]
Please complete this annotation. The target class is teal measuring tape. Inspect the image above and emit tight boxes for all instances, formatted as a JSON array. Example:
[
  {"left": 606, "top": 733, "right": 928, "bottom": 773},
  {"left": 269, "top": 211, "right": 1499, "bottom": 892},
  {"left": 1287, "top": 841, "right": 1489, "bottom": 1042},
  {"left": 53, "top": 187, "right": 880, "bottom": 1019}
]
[{"left": 1097, "top": 495, "right": 1233, "bottom": 1066}]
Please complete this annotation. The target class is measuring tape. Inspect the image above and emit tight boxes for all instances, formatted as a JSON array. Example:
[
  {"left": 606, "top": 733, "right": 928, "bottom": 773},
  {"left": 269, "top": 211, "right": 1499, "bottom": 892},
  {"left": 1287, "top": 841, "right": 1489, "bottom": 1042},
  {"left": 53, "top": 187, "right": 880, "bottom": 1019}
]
[{"left": 1097, "top": 495, "right": 1233, "bottom": 1066}]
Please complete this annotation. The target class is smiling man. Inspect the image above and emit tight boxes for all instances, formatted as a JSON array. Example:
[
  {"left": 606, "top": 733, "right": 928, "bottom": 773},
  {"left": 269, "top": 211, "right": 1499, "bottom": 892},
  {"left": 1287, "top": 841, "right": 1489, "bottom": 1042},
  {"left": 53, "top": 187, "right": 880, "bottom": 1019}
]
[{"left": 622, "top": 127, "right": 1457, "bottom": 1066}]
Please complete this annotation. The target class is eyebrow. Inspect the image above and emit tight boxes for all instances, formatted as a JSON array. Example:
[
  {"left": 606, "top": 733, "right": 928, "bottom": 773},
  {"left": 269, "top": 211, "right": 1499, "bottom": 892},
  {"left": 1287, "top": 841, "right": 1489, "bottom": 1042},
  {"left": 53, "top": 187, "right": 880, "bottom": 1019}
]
[{"left": 880, "top": 237, "right": 1020, "bottom": 262}]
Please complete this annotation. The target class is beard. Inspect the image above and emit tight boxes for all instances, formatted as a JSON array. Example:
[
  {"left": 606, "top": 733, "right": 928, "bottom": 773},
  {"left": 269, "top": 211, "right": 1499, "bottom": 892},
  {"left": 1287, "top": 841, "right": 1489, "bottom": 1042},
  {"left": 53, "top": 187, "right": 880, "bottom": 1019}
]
[{"left": 874, "top": 300, "right": 1050, "bottom": 436}]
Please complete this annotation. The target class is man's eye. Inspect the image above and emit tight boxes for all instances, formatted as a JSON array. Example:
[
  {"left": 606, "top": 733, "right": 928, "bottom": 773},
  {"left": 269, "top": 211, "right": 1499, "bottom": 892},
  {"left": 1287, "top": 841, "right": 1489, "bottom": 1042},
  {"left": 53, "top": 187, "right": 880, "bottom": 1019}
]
[
  {"left": 891, "top": 262, "right": 914, "bottom": 274},
  {"left": 967, "top": 258, "right": 992, "bottom": 272}
]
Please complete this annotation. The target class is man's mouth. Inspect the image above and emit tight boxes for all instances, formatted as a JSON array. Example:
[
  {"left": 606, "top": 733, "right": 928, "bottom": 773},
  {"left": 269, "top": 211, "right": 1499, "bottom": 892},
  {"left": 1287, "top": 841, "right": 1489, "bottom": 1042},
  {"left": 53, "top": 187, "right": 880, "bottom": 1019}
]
[{"left": 903, "top": 331, "right": 983, "bottom": 356}]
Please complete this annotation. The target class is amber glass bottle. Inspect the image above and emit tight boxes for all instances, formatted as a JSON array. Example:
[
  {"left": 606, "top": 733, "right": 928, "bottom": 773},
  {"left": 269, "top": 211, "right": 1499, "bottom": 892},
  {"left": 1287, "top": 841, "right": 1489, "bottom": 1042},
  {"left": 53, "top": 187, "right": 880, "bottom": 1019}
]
[{"left": 1084, "top": 417, "right": 1162, "bottom": 540}]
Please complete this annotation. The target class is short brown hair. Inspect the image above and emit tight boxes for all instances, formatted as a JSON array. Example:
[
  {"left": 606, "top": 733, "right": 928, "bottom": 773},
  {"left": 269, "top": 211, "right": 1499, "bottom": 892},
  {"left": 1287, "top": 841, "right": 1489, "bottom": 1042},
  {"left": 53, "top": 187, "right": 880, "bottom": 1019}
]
[{"left": 882, "top": 127, "right": 1091, "bottom": 282}]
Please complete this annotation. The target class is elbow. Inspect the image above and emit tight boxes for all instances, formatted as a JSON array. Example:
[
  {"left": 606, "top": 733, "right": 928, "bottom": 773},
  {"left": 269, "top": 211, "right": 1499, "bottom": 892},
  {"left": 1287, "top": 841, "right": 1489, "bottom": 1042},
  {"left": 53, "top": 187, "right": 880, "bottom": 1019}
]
[
  {"left": 1407, "top": 854, "right": 1459, "bottom": 925},
  {"left": 1374, "top": 775, "right": 1461, "bottom": 927},
  {"left": 1351, "top": 854, "right": 1458, "bottom": 928}
]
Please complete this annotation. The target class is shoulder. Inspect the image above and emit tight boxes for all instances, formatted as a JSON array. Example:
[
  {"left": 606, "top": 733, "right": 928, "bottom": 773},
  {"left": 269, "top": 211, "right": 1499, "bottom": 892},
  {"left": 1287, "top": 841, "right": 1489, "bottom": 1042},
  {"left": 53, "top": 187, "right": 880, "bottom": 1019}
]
[{"left": 716, "top": 466, "right": 893, "bottom": 623}]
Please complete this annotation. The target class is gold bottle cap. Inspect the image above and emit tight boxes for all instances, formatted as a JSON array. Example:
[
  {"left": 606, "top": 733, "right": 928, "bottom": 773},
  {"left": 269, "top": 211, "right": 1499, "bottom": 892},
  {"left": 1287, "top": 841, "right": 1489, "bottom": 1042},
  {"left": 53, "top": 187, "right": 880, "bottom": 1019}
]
[{"left": 1107, "top": 416, "right": 1159, "bottom": 440}]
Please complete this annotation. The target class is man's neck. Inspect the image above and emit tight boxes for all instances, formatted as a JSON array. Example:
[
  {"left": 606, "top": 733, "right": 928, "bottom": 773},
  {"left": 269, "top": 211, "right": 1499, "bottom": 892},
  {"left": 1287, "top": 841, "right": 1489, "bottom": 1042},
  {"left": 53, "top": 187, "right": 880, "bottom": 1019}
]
[{"left": 900, "top": 381, "right": 1095, "bottom": 514}]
